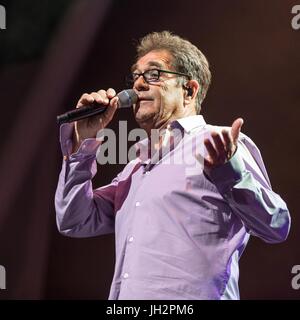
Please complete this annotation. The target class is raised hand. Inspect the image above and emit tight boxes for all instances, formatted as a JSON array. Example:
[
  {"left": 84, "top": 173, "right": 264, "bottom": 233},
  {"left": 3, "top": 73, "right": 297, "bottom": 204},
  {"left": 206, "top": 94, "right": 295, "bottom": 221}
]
[{"left": 204, "top": 118, "right": 244, "bottom": 170}]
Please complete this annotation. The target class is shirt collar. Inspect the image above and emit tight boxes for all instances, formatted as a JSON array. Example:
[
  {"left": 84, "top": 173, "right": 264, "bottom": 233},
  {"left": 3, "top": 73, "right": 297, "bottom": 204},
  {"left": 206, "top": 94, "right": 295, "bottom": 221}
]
[
  {"left": 176, "top": 115, "right": 206, "bottom": 133},
  {"left": 134, "top": 115, "right": 206, "bottom": 162}
]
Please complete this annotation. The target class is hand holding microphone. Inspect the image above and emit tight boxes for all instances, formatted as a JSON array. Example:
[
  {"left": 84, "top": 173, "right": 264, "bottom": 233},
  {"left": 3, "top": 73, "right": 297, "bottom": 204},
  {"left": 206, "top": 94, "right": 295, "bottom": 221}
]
[
  {"left": 57, "top": 88, "right": 137, "bottom": 154},
  {"left": 57, "top": 88, "right": 137, "bottom": 125}
]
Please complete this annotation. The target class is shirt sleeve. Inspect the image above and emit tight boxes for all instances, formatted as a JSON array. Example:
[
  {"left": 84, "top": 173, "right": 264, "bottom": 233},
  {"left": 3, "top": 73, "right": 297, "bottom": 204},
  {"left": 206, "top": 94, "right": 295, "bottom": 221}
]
[
  {"left": 54, "top": 123, "right": 117, "bottom": 238},
  {"left": 206, "top": 134, "right": 291, "bottom": 243}
]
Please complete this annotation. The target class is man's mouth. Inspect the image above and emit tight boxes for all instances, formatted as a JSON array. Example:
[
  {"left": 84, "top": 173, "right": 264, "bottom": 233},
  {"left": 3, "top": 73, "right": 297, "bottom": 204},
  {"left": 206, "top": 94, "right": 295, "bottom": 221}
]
[
  {"left": 136, "top": 97, "right": 154, "bottom": 108},
  {"left": 138, "top": 96, "right": 153, "bottom": 101},
  {"left": 139, "top": 99, "right": 152, "bottom": 104}
]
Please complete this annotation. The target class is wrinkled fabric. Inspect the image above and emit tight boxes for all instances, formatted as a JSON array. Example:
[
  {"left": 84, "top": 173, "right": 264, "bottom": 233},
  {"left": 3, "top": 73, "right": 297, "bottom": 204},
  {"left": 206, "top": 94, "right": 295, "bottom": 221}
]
[{"left": 55, "top": 115, "right": 291, "bottom": 300}]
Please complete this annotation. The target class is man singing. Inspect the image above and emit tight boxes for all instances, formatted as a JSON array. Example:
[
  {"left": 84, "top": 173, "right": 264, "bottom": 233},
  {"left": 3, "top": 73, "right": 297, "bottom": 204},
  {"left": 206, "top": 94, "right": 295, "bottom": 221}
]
[{"left": 55, "top": 31, "right": 291, "bottom": 299}]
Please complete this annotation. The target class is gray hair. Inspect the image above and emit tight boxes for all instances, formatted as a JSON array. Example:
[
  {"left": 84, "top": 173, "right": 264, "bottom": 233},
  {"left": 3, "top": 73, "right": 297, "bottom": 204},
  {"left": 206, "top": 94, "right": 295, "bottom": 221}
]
[{"left": 136, "top": 31, "right": 212, "bottom": 114}]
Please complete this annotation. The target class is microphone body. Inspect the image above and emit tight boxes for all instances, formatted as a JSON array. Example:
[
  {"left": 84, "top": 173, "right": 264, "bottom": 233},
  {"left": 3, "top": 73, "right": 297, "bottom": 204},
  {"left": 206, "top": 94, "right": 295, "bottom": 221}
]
[{"left": 57, "top": 89, "right": 138, "bottom": 125}]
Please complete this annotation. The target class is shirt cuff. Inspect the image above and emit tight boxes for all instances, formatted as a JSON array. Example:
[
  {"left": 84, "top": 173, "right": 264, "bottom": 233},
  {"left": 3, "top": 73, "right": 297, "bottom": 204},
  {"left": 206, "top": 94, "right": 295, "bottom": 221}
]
[
  {"left": 59, "top": 123, "right": 101, "bottom": 160},
  {"left": 206, "top": 148, "right": 246, "bottom": 195}
]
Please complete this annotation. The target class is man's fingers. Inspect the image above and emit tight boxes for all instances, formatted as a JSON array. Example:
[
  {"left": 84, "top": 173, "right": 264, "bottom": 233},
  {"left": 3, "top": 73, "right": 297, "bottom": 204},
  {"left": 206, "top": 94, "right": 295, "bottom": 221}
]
[
  {"left": 221, "top": 129, "right": 234, "bottom": 156},
  {"left": 106, "top": 96, "right": 119, "bottom": 116},
  {"left": 77, "top": 88, "right": 117, "bottom": 109},
  {"left": 231, "top": 118, "right": 244, "bottom": 145},
  {"left": 211, "top": 132, "right": 225, "bottom": 155},
  {"left": 221, "top": 129, "right": 232, "bottom": 149},
  {"left": 107, "top": 88, "right": 116, "bottom": 99},
  {"left": 76, "top": 93, "right": 94, "bottom": 108},
  {"left": 203, "top": 120, "right": 244, "bottom": 170},
  {"left": 92, "top": 91, "right": 109, "bottom": 104},
  {"left": 101, "top": 96, "right": 119, "bottom": 124},
  {"left": 204, "top": 138, "right": 218, "bottom": 160},
  {"left": 110, "top": 96, "right": 119, "bottom": 108},
  {"left": 204, "top": 156, "right": 213, "bottom": 168}
]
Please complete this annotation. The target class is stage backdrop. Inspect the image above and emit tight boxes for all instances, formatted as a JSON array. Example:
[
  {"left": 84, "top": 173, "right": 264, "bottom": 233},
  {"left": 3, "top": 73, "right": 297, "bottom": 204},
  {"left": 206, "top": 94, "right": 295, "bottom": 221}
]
[{"left": 0, "top": 0, "right": 299, "bottom": 299}]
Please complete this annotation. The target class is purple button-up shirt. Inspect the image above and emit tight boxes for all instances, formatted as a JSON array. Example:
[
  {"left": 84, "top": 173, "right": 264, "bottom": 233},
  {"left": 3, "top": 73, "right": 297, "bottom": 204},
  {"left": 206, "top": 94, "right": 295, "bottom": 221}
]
[{"left": 55, "top": 115, "right": 290, "bottom": 300}]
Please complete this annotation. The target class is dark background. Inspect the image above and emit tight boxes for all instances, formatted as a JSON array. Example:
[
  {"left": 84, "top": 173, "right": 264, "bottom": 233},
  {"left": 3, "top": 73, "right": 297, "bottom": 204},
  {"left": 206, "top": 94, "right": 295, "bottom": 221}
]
[{"left": 0, "top": 0, "right": 299, "bottom": 299}]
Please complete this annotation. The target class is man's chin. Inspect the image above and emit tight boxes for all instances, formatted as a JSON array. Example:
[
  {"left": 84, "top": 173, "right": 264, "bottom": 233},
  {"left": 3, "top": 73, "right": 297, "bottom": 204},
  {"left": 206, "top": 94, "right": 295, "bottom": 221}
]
[{"left": 134, "top": 111, "right": 155, "bottom": 126}]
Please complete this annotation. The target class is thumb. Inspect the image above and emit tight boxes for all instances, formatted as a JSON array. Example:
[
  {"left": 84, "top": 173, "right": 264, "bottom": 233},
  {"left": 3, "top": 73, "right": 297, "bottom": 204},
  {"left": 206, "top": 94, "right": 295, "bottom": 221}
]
[
  {"left": 231, "top": 118, "right": 244, "bottom": 145},
  {"left": 102, "top": 96, "right": 119, "bottom": 124}
]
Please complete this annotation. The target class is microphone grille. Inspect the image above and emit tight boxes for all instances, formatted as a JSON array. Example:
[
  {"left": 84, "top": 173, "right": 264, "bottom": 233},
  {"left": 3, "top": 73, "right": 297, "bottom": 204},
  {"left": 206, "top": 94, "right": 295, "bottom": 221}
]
[{"left": 117, "top": 89, "right": 138, "bottom": 108}]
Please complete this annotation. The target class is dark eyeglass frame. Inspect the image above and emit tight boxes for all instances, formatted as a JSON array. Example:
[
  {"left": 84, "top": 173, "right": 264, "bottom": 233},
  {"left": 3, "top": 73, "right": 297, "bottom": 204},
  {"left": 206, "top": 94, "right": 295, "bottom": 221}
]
[{"left": 126, "top": 68, "right": 191, "bottom": 86}]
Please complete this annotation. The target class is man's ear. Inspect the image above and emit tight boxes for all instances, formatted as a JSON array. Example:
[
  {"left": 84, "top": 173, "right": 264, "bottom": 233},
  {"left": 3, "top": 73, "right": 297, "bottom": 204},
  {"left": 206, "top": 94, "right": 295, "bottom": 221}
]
[
  {"left": 185, "top": 86, "right": 193, "bottom": 97},
  {"left": 183, "top": 80, "right": 199, "bottom": 105}
]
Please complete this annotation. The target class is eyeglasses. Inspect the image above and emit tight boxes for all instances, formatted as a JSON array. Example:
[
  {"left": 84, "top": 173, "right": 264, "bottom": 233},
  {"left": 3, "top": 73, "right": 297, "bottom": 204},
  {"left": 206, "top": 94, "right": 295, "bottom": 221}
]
[{"left": 126, "top": 68, "right": 191, "bottom": 87}]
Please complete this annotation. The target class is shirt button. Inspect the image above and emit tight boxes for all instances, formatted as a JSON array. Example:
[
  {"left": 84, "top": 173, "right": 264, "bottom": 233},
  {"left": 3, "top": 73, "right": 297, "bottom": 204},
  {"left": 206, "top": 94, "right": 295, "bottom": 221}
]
[
  {"left": 128, "top": 236, "right": 134, "bottom": 243},
  {"left": 135, "top": 201, "right": 141, "bottom": 207},
  {"left": 123, "top": 273, "right": 129, "bottom": 279}
]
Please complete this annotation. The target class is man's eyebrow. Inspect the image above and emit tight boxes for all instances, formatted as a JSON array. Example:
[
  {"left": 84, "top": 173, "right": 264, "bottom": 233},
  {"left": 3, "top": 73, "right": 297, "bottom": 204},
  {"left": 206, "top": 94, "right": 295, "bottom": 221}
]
[{"left": 131, "top": 60, "right": 164, "bottom": 72}]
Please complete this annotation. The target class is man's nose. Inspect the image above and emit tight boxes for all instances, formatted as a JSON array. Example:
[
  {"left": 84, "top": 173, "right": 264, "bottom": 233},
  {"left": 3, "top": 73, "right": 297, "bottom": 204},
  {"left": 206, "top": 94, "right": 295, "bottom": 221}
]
[{"left": 133, "top": 75, "right": 149, "bottom": 91}]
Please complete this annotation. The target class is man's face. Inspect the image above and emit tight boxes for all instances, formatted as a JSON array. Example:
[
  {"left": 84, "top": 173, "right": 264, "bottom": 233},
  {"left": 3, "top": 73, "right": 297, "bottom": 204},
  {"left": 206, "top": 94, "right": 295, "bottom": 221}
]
[{"left": 131, "top": 50, "right": 185, "bottom": 130}]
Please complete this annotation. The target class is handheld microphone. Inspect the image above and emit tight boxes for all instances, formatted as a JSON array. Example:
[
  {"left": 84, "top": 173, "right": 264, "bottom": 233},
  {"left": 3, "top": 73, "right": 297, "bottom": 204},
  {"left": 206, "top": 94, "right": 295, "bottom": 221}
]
[{"left": 56, "top": 89, "right": 138, "bottom": 125}]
